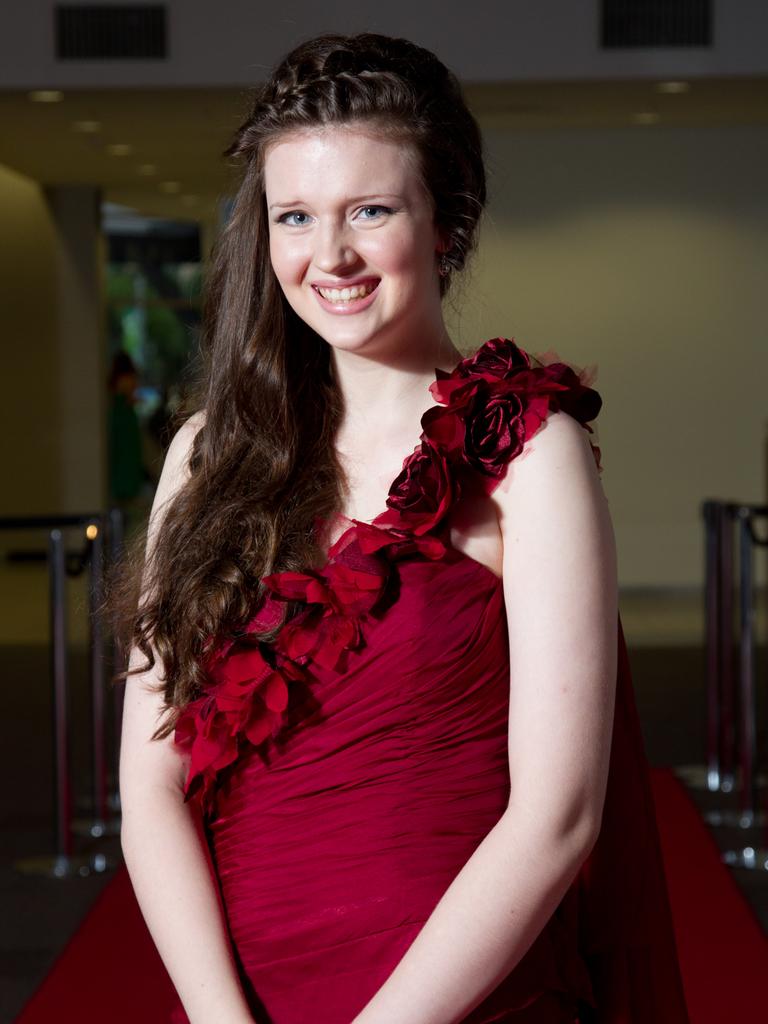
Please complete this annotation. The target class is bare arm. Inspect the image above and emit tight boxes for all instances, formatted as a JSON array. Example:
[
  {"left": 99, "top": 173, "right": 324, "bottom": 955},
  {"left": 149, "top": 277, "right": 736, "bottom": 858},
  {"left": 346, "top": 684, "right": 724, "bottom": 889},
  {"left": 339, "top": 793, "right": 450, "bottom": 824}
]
[
  {"left": 118, "top": 412, "right": 255, "bottom": 1024},
  {"left": 351, "top": 411, "right": 618, "bottom": 1024}
]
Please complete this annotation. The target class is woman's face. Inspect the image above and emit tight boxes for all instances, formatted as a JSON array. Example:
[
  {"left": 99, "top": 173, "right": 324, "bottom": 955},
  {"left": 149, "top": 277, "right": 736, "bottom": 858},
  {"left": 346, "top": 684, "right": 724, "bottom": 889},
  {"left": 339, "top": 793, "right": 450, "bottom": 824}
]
[{"left": 264, "top": 124, "right": 445, "bottom": 357}]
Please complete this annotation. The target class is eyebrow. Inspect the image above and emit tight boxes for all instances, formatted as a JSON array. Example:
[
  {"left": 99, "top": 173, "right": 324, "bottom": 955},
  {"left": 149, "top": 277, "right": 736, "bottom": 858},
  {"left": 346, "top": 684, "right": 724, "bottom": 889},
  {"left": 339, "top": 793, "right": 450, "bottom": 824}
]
[{"left": 268, "top": 193, "right": 404, "bottom": 210}]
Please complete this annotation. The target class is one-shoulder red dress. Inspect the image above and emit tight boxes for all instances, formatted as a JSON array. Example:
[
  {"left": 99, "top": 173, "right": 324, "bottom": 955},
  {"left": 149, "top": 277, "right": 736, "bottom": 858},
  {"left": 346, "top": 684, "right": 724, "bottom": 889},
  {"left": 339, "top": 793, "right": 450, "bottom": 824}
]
[{"left": 168, "top": 338, "right": 690, "bottom": 1024}]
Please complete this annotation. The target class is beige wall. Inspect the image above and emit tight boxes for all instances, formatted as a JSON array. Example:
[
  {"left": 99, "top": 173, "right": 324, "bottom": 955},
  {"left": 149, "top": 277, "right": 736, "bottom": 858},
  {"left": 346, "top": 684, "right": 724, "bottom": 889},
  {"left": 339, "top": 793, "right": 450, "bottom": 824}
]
[
  {"left": 45, "top": 184, "right": 107, "bottom": 515},
  {"left": 0, "top": 163, "right": 59, "bottom": 515},
  {"left": 447, "top": 121, "right": 767, "bottom": 588},
  {"left": 0, "top": 169, "right": 106, "bottom": 519}
]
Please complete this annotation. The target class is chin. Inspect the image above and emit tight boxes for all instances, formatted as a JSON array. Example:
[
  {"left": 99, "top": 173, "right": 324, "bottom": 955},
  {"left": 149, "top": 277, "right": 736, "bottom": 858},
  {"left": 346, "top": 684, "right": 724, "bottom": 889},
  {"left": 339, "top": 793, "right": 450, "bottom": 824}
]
[
  {"left": 298, "top": 312, "right": 390, "bottom": 350},
  {"left": 317, "top": 329, "right": 383, "bottom": 353}
]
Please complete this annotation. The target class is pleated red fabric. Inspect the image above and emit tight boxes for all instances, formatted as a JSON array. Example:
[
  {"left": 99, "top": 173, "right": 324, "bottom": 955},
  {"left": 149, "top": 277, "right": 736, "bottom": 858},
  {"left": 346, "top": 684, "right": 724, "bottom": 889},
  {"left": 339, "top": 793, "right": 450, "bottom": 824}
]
[{"left": 166, "top": 338, "right": 690, "bottom": 1023}]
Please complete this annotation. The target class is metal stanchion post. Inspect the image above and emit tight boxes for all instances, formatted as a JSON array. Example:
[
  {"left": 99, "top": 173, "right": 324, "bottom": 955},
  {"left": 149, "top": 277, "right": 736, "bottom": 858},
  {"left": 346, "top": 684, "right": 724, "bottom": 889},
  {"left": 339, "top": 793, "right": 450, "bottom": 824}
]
[
  {"left": 705, "top": 500, "right": 723, "bottom": 790},
  {"left": 677, "top": 499, "right": 737, "bottom": 805},
  {"left": 71, "top": 518, "right": 119, "bottom": 860},
  {"left": 51, "top": 528, "right": 70, "bottom": 870},
  {"left": 89, "top": 519, "right": 107, "bottom": 835},
  {"left": 719, "top": 503, "right": 737, "bottom": 792},
  {"left": 701, "top": 502, "right": 744, "bottom": 826},
  {"left": 738, "top": 509, "right": 758, "bottom": 825},
  {"left": 15, "top": 527, "right": 94, "bottom": 877},
  {"left": 723, "top": 508, "right": 768, "bottom": 869}
]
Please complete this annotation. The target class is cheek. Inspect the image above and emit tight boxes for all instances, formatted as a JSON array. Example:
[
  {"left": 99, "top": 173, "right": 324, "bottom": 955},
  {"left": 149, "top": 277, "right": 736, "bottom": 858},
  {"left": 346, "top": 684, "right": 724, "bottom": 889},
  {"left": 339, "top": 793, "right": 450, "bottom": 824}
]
[
  {"left": 366, "top": 228, "right": 429, "bottom": 276},
  {"left": 269, "top": 234, "right": 306, "bottom": 285}
]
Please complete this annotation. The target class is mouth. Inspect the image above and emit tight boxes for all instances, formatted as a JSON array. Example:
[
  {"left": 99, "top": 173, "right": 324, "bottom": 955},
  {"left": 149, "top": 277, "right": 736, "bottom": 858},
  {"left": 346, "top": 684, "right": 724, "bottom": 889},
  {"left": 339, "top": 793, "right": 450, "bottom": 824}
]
[{"left": 311, "top": 278, "right": 380, "bottom": 314}]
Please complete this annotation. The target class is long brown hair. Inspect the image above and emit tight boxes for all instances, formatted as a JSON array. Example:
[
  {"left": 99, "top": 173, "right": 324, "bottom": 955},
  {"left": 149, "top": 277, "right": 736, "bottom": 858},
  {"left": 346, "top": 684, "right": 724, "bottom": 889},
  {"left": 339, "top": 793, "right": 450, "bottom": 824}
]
[{"left": 107, "top": 32, "right": 488, "bottom": 740}]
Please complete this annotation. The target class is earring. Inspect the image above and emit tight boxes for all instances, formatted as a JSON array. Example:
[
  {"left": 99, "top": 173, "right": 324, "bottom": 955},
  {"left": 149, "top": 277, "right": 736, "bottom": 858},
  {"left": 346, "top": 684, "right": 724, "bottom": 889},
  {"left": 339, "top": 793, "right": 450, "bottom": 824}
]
[{"left": 438, "top": 252, "right": 451, "bottom": 278}]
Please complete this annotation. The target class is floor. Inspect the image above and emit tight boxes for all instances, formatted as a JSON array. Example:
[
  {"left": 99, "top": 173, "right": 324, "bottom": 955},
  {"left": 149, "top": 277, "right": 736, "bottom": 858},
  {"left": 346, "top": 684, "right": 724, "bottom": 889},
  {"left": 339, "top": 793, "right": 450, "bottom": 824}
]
[{"left": 1, "top": 581, "right": 766, "bottom": 1024}]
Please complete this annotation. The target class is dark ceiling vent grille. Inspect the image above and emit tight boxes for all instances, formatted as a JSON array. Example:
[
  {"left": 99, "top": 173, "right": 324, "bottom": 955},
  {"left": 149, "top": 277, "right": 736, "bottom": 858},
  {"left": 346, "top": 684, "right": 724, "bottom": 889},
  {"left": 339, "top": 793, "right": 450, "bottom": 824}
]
[
  {"left": 55, "top": 5, "right": 167, "bottom": 59},
  {"left": 601, "top": 0, "right": 712, "bottom": 48}
]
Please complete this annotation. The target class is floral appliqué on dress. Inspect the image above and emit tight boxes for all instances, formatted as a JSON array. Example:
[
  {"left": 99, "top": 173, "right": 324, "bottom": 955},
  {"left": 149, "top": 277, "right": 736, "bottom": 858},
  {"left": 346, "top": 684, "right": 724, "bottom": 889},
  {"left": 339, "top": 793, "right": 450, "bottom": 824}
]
[{"left": 172, "top": 337, "right": 603, "bottom": 817}]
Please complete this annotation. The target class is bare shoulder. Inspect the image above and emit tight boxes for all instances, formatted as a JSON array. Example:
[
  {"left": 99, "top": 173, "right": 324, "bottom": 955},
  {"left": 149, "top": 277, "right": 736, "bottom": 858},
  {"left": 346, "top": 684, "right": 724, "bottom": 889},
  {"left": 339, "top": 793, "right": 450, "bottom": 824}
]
[
  {"left": 490, "top": 408, "right": 606, "bottom": 528},
  {"left": 165, "top": 408, "right": 206, "bottom": 471},
  {"left": 151, "top": 409, "right": 207, "bottom": 516},
  {"left": 489, "top": 406, "right": 615, "bottom": 619},
  {"left": 183, "top": 407, "right": 207, "bottom": 433}
]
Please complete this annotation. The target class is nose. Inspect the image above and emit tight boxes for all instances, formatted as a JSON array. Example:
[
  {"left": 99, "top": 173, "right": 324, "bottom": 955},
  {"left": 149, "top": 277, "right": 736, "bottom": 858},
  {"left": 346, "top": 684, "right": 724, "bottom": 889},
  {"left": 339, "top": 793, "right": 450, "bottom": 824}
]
[{"left": 312, "top": 218, "right": 360, "bottom": 274}]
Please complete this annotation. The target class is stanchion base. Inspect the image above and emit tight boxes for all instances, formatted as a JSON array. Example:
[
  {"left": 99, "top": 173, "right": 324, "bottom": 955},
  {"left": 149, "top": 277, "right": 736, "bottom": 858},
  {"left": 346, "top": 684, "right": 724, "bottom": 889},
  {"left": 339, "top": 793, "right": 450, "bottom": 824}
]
[
  {"left": 722, "top": 846, "right": 768, "bottom": 871},
  {"left": 705, "top": 808, "right": 768, "bottom": 828},
  {"left": 13, "top": 852, "right": 119, "bottom": 878},
  {"left": 673, "top": 763, "right": 735, "bottom": 792},
  {"left": 673, "top": 763, "right": 768, "bottom": 792},
  {"left": 71, "top": 814, "right": 122, "bottom": 839}
]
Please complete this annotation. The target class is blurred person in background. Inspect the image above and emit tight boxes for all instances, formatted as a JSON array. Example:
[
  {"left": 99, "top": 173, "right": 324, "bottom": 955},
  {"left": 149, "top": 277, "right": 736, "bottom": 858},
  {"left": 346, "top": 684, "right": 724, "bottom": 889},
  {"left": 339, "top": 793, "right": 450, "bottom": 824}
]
[{"left": 108, "top": 350, "right": 147, "bottom": 532}]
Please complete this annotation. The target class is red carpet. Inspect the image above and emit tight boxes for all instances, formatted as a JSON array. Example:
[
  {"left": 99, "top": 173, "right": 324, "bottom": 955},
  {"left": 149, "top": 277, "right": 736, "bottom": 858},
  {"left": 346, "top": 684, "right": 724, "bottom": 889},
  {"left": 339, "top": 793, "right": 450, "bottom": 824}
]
[
  {"left": 15, "top": 768, "right": 768, "bottom": 1023},
  {"left": 648, "top": 769, "right": 768, "bottom": 1022}
]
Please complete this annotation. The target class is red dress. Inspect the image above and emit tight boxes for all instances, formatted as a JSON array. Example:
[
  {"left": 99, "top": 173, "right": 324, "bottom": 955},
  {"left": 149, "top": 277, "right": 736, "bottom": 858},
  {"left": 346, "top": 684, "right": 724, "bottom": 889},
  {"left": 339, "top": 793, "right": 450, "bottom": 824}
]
[{"left": 168, "top": 338, "right": 690, "bottom": 1023}]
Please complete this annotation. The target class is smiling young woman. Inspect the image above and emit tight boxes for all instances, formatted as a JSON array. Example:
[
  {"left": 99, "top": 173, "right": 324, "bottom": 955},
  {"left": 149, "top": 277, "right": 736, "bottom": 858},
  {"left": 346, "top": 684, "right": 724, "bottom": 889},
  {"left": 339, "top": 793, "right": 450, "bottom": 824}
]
[
  {"left": 264, "top": 127, "right": 451, "bottom": 364},
  {"left": 110, "top": 32, "right": 691, "bottom": 1024}
]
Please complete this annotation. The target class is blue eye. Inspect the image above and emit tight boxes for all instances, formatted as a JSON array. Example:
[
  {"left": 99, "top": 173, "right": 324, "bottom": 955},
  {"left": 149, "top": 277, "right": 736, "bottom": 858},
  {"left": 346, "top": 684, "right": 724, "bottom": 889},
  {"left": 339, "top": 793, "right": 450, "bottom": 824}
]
[
  {"left": 278, "top": 211, "right": 311, "bottom": 227},
  {"left": 358, "top": 205, "right": 393, "bottom": 220}
]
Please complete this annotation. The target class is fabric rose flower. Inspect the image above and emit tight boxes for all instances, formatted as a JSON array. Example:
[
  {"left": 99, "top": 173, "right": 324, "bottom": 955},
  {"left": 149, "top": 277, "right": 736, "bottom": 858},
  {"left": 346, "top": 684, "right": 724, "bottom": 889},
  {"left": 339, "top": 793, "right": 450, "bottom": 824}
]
[
  {"left": 424, "top": 337, "right": 603, "bottom": 488},
  {"left": 351, "top": 520, "right": 447, "bottom": 562},
  {"left": 199, "top": 591, "right": 286, "bottom": 674},
  {"left": 462, "top": 380, "right": 530, "bottom": 480},
  {"left": 535, "top": 360, "right": 603, "bottom": 427},
  {"left": 423, "top": 377, "right": 548, "bottom": 486},
  {"left": 452, "top": 336, "right": 531, "bottom": 379},
  {"left": 374, "top": 439, "right": 454, "bottom": 535},
  {"left": 419, "top": 397, "right": 470, "bottom": 460},
  {"left": 174, "top": 642, "right": 298, "bottom": 815},
  {"left": 262, "top": 558, "right": 388, "bottom": 671}
]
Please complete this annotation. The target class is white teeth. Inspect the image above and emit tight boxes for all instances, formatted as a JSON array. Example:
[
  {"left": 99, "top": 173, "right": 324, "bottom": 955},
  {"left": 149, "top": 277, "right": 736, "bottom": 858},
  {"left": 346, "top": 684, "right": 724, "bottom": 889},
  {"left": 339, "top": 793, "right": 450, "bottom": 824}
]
[{"left": 317, "top": 282, "right": 376, "bottom": 302}]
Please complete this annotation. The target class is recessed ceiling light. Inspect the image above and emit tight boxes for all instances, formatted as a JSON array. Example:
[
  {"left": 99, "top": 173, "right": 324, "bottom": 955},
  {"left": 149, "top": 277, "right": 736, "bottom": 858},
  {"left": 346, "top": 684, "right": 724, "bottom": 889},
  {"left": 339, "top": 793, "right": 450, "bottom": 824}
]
[
  {"left": 29, "top": 90, "right": 63, "bottom": 103},
  {"left": 137, "top": 163, "right": 157, "bottom": 176},
  {"left": 107, "top": 143, "right": 133, "bottom": 156},
  {"left": 633, "top": 112, "right": 660, "bottom": 125},
  {"left": 656, "top": 81, "right": 690, "bottom": 94},
  {"left": 160, "top": 180, "right": 181, "bottom": 193},
  {"left": 72, "top": 120, "right": 101, "bottom": 133}
]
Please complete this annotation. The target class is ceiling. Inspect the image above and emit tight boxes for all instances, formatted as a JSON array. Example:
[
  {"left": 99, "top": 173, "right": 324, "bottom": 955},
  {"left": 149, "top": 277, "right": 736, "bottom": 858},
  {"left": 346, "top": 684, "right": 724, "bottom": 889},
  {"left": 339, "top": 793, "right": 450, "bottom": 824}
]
[{"left": 1, "top": 76, "right": 765, "bottom": 224}]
